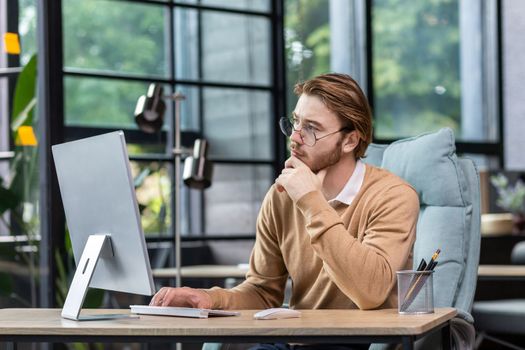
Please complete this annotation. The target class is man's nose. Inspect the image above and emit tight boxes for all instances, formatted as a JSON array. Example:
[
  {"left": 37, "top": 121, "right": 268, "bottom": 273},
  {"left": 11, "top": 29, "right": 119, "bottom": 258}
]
[{"left": 290, "top": 129, "right": 304, "bottom": 144}]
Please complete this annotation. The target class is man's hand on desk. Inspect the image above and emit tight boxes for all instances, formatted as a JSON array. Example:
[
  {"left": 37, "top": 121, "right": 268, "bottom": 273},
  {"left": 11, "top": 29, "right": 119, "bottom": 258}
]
[{"left": 150, "top": 286, "right": 213, "bottom": 309}]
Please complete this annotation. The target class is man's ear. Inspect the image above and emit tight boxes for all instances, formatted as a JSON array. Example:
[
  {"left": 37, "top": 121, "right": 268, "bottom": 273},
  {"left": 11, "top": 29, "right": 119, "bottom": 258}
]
[{"left": 342, "top": 131, "right": 359, "bottom": 154}]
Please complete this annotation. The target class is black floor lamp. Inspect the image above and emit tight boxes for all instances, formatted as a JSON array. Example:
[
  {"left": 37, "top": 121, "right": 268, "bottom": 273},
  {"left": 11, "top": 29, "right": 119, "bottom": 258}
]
[{"left": 134, "top": 84, "right": 213, "bottom": 288}]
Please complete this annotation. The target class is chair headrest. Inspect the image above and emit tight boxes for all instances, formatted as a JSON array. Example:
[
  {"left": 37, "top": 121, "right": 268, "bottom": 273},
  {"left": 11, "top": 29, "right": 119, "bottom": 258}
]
[{"left": 379, "top": 128, "right": 469, "bottom": 207}]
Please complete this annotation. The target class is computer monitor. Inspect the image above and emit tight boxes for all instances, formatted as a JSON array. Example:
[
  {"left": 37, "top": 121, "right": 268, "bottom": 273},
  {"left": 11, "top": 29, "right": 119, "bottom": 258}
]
[{"left": 52, "top": 131, "right": 155, "bottom": 321}]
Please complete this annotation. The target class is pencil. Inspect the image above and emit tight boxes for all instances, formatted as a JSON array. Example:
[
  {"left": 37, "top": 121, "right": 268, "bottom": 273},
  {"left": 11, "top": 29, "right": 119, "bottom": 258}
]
[
  {"left": 425, "top": 249, "right": 441, "bottom": 270},
  {"left": 400, "top": 248, "right": 441, "bottom": 311}
]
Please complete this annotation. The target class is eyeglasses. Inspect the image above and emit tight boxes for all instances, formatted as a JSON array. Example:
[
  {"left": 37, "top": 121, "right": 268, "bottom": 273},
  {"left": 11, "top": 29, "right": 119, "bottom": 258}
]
[{"left": 279, "top": 117, "right": 351, "bottom": 147}]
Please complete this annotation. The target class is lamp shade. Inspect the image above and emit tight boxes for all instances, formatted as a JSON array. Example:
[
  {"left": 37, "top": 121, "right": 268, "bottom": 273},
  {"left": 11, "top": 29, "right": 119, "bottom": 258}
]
[
  {"left": 134, "top": 84, "right": 166, "bottom": 133},
  {"left": 134, "top": 86, "right": 213, "bottom": 189},
  {"left": 183, "top": 139, "right": 213, "bottom": 189}
]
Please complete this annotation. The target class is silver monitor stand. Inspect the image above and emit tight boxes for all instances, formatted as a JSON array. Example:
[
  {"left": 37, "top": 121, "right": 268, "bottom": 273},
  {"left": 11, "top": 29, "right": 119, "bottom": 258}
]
[{"left": 61, "top": 234, "right": 133, "bottom": 321}]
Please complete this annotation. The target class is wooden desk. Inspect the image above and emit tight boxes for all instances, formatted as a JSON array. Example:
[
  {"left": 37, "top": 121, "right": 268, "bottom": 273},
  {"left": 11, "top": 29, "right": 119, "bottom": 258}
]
[
  {"left": 478, "top": 264, "right": 525, "bottom": 281},
  {"left": 0, "top": 308, "right": 456, "bottom": 350},
  {"left": 153, "top": 264, "right": 249, "bottom": 279}
]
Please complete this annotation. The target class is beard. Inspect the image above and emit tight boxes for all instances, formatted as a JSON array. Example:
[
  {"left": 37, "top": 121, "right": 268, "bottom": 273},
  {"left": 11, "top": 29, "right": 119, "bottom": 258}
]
[{"left": 291, "top": 138, "right": 343, "bottom": 173}]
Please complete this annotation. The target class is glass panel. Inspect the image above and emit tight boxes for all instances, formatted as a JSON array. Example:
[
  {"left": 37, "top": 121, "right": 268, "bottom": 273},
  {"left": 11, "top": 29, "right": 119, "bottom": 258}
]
[
  {"left": 201, "top": 0, "right": 270, "bottom": 12},
  {"left": 0, "top": 78, "right": 7, "bottom": 168},
  {"left": 127, "top": 142, "right": 168, "bottom": 156},
  {"left": 201, "top": 12, "right": 271, "bottom": 85},
  {"left": 63, "top": 0, "right": 169, "bottom": 77},
  {"left": 372, "top": 0, "right": 461, "bottom": 138},
  {"left": 175, "top": 8, "right": 199, "bottom": 81},
  {"left": 203, "top": 88, "right": 272, "bottom": 160},
  {"left": 130, "top": 161, "right": 172, "bottom": 237},
  {"left": 0, "top": 0, "right": 37, "bottom": 67},
  {"left": 284, "top": 0, "right": 330, "bottom": 114},
  {"left": 372, "top": 0, "right": 496, "bottom": 143},
  {"left": 372, "top": 0, "right": 460, "bottom": 139},
  {"left": 130, "top": 159, "right": 203, "bottom": 238},
  {"left": 64, "top": 77, "right": 154, "bottom": 129},
  {"left": 19, "top": 0, "right": 37, "bottom": 65},
  {"left": 175, "top": 84, "right": 200, "bottom": 131},
  {"left": 204, "top": 164, "right": 273, "bottom": 235},
  {"left": 184, "top": 184, "right": 204, "bottom": 236},
  {"left": 460, "top": 153, "right": 499, "bottom": 172},
  {"left": 0, "top": 142, "right": 40, "bottom": 306}
]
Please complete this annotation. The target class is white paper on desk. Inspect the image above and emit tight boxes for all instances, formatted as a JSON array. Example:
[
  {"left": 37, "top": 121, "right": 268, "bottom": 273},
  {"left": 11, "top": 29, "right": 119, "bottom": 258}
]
[{"left": 130, "top": 305, "right": 240, "bottom": 319}]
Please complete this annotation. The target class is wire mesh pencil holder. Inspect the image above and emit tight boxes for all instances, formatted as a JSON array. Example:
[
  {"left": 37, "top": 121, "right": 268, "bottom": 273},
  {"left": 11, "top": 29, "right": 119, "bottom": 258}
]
[{"left": 397, "top": 270, "right": 434, "bottom": 314}]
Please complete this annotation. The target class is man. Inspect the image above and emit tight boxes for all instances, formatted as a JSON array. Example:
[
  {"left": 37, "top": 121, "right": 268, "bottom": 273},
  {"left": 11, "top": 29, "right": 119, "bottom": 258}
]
[{"left": 151, "top": 73, "right": 419, "bottom": 323}]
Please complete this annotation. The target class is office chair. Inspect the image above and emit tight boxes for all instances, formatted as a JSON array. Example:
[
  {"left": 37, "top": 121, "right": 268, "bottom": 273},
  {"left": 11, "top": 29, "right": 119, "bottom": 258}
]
[
  {"left": 365, "top": 128, "right": 481, "bottom": 350},
  {"left": 204, "top": 128, "right": 481, "bottom": 350},
  {"left": 472, "top": 241, "right": 525, "bottom": 350}
]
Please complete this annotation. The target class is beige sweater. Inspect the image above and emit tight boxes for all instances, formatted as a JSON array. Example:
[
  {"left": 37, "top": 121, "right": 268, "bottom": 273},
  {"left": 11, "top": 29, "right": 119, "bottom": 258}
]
[{"left": 205, "top": 164, "right": 419, "bottom": 310}]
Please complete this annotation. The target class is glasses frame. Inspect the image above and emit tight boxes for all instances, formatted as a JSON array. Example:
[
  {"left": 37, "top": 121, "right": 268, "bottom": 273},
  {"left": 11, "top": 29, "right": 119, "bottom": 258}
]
[{"left": 279, "top": 117, "right": 351, "bottom": 147}]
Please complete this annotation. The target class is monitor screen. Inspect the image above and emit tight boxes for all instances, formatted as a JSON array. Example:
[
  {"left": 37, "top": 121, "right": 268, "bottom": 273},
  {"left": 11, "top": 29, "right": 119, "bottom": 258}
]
[{"left": 52, "top": 131, "right": 155, "bottom": 320}]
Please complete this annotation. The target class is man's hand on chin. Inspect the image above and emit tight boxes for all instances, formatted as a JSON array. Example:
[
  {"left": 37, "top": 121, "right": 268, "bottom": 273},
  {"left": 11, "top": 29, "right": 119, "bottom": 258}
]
[{"left": 275, "top": 156, "right": 327, "bottom": 202}]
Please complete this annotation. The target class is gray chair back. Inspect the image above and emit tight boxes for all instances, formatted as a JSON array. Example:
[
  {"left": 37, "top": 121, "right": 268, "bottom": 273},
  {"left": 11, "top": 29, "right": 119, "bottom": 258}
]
[{"left": 363, "top": 128, "right": 481, "bottom": 321}]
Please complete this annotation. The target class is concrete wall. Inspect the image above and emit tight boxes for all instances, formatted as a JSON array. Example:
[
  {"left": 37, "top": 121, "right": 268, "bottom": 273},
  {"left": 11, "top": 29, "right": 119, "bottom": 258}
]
[{"left": 503, "top": 0, "right": 525, "bottom": 170}]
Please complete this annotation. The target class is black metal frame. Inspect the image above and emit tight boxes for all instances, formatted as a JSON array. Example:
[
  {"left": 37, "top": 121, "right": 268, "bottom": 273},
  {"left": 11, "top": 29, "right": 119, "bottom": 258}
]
[
  {"left": 496, "top": 0, "right": 505, "bottom": 169},
  {"left": 365, "top": 0, "right": 504, "bottom": 168},
  {"left": 0, "top": 319, "right": 453, "bottom": 350},
  {"left": 37, "top": 0, "right": 66, "bottom": 308}
]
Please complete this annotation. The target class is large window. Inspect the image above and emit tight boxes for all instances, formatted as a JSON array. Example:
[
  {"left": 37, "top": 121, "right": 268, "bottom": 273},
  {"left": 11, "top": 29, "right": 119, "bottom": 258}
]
[
  {"left": 372, "top": 0, "right": 462, "bottom": 139},
  {"left": 284, "top": 0, "right": 501, "bottom": 168},
  {"left": 371, "top": 0, "right": 499, "bottom": 143},
  {"left": 61, "top": 0, "right": 283, "bottom": 240},
  {"left": 0, "top": 0, "right": 285, "bottom": 309}
]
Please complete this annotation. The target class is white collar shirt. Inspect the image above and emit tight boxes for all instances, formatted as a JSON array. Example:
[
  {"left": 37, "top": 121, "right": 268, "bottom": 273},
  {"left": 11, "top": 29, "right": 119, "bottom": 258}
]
[{"left": 327, "top": 159, "right": 366, "bottom": 207}]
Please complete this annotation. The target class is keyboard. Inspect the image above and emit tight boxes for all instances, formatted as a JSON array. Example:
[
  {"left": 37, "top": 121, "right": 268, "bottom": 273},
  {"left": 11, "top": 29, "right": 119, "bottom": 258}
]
[{"left": 130, "top": 305, "right": 240, "bottom": 319}]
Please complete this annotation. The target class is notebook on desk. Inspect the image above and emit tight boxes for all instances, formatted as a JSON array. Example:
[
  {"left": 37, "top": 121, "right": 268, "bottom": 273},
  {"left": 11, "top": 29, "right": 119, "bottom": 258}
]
[{"left": 130, "top": 305, "right": 240, "bottom": 319}]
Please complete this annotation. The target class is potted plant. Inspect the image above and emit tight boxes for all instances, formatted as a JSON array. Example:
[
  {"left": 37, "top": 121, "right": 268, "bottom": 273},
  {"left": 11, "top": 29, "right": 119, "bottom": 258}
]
[{"left": 491, "top": 173, "right": 525, "bottom": 234}]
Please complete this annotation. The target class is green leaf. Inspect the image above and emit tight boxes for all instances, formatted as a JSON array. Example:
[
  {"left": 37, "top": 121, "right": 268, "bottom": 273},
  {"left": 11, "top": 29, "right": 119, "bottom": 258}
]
[
  {"left": 71, "top": 343, "right": 90, "bottom": 350},
  {"left": 54, "top": 249, "right": 68, "bottom": 307},
  {"left": 134, "top": 167, "right": 151, "bottom": 188},
  {"left": 11, "top": 54, "right": 37, "bottom": 135},
  {"left": 65, "top": 228, "right": 73, "bottom": 253},
  {"left": 7, "top": 148, "right": 39, "bottom": 221},
  {"left": 11, "top": 98, "right": 37, "bottom": 133},
  {"left": 0, "top": 183, "right": 20, "bottom": 215},
  {"left": 0, "top": 242, "right": 17, "bottom": 260},
  {"left": 84, "top": 288, "right": 105, "bottom": 308}
]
